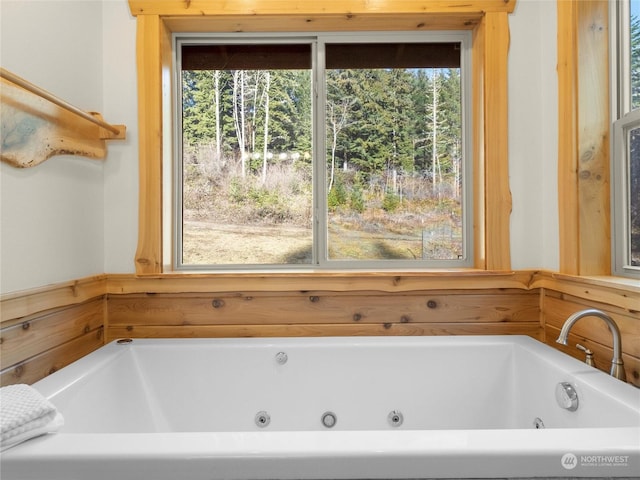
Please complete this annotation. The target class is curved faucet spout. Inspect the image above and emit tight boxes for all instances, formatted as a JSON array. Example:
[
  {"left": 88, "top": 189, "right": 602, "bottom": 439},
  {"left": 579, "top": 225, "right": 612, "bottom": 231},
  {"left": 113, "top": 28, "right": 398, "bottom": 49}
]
[{"left": 556, "top": 308, "right": 626, "bottom": 382}]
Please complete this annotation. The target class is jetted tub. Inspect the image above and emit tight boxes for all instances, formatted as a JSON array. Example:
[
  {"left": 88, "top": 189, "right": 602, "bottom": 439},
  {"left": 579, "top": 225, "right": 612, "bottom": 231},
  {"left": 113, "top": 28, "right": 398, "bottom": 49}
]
[{"left": 2, "top": 335, "right": 639, "bottom": 479}]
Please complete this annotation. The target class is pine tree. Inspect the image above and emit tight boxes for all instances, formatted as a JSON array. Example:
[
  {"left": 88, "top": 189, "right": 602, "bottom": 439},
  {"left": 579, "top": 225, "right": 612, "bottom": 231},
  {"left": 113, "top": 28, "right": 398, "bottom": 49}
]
[{"left": 632, "top": 13, "right": 640, "bottom": 109}]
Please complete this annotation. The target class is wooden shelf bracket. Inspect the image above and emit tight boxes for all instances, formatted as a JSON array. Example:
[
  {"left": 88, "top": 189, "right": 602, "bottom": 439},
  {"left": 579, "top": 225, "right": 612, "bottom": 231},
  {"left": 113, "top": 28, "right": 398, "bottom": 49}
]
[{"left": 0, "top": 68, "right": 126, "bottom": 168}]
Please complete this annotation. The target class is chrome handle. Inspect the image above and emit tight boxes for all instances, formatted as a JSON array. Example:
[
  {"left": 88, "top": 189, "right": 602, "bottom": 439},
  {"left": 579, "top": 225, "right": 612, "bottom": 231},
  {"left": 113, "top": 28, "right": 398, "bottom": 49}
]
[{"left": 576, "top": 344, "right": 595, "bottom": 367}]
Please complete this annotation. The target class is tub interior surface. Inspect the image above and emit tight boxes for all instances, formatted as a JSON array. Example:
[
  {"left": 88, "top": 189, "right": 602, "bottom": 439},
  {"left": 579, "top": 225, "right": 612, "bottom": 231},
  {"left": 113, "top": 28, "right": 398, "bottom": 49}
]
[{"left": 35, "top": 336, "right": 640, "bottom": 434}]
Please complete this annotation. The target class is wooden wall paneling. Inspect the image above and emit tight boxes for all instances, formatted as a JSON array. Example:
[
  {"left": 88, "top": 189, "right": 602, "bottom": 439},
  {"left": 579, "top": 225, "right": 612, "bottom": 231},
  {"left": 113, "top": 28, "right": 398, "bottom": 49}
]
[
  {"left": 0, "top": 298, "right": 106, "bottom": 386},
  {"left": 531, "top": 271, "right": 640, "bottom": 313},
  {"left": 0, "top": 327, "right": 104, "bottom": 387},
  {"left": 107, "top": 291, "right": 540, "bottom": 326},
  {"left": 1, "top": 299, "right": 104, "bottom": 367},
  {"left": 0, "top": 275, "right": 106, "bottom": 324},
  {"left": 106, "top": 289, "right": 542, "bottom": 341}
]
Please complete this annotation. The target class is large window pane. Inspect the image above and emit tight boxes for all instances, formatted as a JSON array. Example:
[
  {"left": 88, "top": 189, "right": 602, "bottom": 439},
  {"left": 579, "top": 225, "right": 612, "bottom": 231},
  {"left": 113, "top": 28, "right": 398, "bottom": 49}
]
[
  {"left": 325, "top": 43, "right": 463, "bottom": 261},
  {"left": 629, "top": 1, "right": 640, "bottom": 269},
  {"left": 177, "top": 36, "right": 469, "bottom": 269},
  {"left": 180, "top": 44, "right": 313, "bottom": 266},
  {"left": 630, "top": 126, "right": 639, "bottom": 266},
  {"left": 613, "top": 1, "right": 640, "bottom": 278}
]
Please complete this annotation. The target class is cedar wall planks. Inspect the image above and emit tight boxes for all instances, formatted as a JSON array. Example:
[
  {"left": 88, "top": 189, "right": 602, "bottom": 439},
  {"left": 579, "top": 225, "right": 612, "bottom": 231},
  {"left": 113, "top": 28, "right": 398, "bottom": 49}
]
[
  {"left": 0, "top": 276, "right": 107, "bottom": 386},
  {"left": 1, "top": 272, "right": 638, "bottom": 387},
  {"left": 106, "top": 289, "right": 542, "bottom": 340},
  {"left": 0, "top": 298, "right": 105, "bottom": 386}
]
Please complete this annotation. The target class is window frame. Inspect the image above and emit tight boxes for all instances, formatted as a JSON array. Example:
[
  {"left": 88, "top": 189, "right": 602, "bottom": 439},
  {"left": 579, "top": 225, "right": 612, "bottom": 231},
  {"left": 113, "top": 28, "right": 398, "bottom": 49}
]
[
  {"left": 173, "top": 32, "right": 473, "bottom": 271},
  {"left": 611, "top": 0, "right": 640, "bottom": 279},
  {"left": 612, "top": 109, "right": 640, "bottom": 278},
  {"left": 127, "top": 1, "right": 515, "bottom": 275},
  {"left": 173, "top": 34, "right": 318, "bottom": 271}
]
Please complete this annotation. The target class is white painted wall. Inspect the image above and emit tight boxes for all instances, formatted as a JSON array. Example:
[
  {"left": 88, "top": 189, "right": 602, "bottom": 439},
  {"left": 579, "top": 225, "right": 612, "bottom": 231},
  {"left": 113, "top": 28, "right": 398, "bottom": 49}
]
[
  {"left": 0, "top": 0, "right": 560, "bottom": 294},
  {"left": 101, "top": 0, "right": 138, "bottom": 274},
  {"left": 0, "top": 0, "right": 105, "bottom": 294},
  {"left": 508, "top": 0, "right": 559, "bottom": 270}
]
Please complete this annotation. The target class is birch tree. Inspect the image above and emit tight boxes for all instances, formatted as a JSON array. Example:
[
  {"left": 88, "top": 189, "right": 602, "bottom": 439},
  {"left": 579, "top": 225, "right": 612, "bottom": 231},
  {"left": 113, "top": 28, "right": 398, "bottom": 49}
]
[
  {"left": 429, "top": 70, "right": 442, "bottom": 196},
  {"left": 261, "top": 71, "right": 271, "bottom": 184},
  {"left": 232, "top": 70, "right": 247, "bottom": 177},
  {"left": 213, "top": 70, "right": 222, "bottom": 167},
  {"left": 327, "top": 96, "right": 355, "bottom": 192}
]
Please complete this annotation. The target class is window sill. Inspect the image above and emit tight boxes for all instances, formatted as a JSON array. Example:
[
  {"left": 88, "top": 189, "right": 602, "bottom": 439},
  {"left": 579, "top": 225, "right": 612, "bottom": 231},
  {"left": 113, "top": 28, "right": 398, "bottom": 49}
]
[
  {"left": 108, "top": 269, "right": 534, "bottom": 295},
  {"left": 547, "top": 273, "right": 640, "bottom": 295}
]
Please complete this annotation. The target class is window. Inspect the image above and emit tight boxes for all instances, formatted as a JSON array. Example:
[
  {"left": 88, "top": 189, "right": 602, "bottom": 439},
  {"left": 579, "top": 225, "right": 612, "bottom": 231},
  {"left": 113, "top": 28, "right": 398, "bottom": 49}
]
[
  {"left": 612, "top": 0, "right": 640, "bottom": 278},
  {"left": 175, "top": 33, "right": 471, "bottom": 270}
]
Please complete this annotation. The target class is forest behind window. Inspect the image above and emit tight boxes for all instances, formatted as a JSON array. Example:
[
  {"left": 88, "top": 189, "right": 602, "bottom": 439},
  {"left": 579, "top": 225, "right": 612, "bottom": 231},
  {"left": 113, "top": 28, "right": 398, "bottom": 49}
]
[{"left": 178, "top": 37, "right": 468, "bottom": 268}]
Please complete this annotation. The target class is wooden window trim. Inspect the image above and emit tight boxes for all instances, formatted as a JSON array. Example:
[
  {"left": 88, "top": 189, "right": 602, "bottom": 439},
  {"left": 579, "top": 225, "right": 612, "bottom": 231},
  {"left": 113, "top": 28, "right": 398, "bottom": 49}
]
[
  {"left": 557, "top": 0, "right": 611, "bottom": 276},
  {"left": 128, "top": 0, "right": 516, "bottom": 275}
]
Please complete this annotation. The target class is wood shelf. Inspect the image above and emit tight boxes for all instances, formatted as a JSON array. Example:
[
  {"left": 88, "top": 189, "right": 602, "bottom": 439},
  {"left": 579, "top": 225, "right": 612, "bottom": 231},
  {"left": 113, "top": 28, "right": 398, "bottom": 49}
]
[{"left": 0, "top": 68, "right": 126, "bottom": 168}]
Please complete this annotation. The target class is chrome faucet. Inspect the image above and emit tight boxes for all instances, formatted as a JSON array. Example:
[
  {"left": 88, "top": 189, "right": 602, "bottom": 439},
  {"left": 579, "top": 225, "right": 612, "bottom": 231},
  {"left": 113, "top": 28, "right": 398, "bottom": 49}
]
[{"left": 556, "top": 308, "right": 626, "bottom": 382}]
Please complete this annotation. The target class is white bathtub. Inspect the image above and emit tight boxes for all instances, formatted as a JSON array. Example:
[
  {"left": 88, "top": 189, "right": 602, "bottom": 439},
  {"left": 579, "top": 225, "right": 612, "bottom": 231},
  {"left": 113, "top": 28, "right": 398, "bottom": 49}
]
[{"left": 2, "top": 335, "right": 639, "bottom": 479}]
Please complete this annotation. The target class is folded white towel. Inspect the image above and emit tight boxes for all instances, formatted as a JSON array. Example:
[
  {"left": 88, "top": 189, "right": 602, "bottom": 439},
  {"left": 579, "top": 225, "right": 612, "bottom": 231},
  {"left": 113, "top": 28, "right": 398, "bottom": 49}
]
[{"left": 0, "top": 384, "right": 64, "bottom": 451}]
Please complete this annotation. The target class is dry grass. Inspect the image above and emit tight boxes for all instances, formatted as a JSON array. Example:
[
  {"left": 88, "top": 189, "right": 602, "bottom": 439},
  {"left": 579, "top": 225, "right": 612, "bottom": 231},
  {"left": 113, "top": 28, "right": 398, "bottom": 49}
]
[
  {"left": 183, "top": 221, "right": 312, "bottom": 265},
  {"left": 182, "top": 152, "right": 462, "bottom": 265}
]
